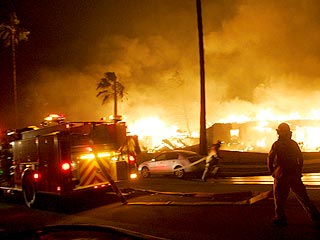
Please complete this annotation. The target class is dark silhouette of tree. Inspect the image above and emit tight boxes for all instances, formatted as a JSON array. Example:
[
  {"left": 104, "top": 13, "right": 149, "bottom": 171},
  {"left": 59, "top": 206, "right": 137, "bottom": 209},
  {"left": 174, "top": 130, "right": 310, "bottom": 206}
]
[
  {"left": 0, "top": 12, "right": 30, "bottom": 127},
  {"left": 96, "top": 72, "right": 125, "bottom": 118}
]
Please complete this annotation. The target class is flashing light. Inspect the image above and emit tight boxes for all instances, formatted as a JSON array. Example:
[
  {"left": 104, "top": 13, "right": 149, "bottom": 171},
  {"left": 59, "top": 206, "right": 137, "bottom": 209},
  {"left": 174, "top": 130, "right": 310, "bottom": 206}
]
[
  {"left": 85, "top": 146, "right": 93, "bottom": 152},
  {"left": 128, "top": 155, "right": 136, "bottom": 163},
  {"left": 109, "top": 115, "right": 123, "bottom": 121},
  {"left": 130, "top": 173, "right": 137, "bottom": 179},
  {"left": 61, "top": 162, "right": 71, "bottom": 171},
  {"left": 44, "top": 113, "right": 65, "bottom": 121},
  {"left": 97, "top": 152, "right": 111, "bottom": 158},
  {"left": 57, "top": 186, "right": 61, "bottom": 191},
  {"left": 80, "top": 152, "right": 111, "bottom": 160}
]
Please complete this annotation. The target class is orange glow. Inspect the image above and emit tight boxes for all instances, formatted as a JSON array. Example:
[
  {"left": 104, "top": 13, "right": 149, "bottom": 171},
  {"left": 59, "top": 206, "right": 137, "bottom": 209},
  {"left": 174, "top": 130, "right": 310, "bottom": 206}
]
[
  {"left": 128, "top": 116, "right": 190, "bottom": 150},
  {"left": 216, "top": 108, "right": 320, "bottom": 152},
  {"left": 219, "top": 114, "right": 250, "bottom": 123},
  {"left": 125, "top": 108, "right": 320, "bottom": 152}
]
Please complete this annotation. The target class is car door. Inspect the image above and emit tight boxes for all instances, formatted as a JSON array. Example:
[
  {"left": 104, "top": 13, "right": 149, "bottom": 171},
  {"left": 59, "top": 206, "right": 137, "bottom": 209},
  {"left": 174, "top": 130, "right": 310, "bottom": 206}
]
[
  {"left": 148, "top": 153, "right": 167, "bottom": 174},
  {"left": 163, "top": 152, "right": 179, "bottom": 174}
]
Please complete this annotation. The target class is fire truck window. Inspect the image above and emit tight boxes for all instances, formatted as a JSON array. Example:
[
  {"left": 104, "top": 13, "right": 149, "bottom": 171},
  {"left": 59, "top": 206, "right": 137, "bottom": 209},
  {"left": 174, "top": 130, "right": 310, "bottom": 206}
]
[
  {"left": 91, "top": 125, "right": 115, "bottom": 144},
  {"left": 70, "top": 135, "right": 90, "bottom": 146}
]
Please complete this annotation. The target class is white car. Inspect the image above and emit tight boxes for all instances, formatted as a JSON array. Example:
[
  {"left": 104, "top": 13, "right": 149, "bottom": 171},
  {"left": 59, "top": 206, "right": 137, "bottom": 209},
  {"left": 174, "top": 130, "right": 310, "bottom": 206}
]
[{"left": 138, "top": 150, "right": 204, "bottom": 178}]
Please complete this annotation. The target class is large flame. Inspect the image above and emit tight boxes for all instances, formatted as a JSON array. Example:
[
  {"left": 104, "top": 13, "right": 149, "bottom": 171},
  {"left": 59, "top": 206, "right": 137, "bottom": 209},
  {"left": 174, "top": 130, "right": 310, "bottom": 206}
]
[
  {"left": 128, "top": 117, "right": 176, "bottom": 150},
  {"left": 215, "top": 108, "right": 320, "bottom": 152},
  {"left": 127, "top": 108, "right": 320, "bottom": 153}
]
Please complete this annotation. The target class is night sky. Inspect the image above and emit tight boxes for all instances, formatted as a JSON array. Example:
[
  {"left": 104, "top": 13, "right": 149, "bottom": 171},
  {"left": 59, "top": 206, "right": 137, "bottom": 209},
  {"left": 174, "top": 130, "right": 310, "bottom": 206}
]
[{"left": 1, "top": 0, "right": 320, "bottom": 132}]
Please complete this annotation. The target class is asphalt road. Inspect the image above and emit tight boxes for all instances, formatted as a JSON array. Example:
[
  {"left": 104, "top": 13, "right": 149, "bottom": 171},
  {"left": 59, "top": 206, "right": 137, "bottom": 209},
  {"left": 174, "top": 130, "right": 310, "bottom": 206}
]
[{"left": 1, "top": 176, "right": 320, "bottom": 240}]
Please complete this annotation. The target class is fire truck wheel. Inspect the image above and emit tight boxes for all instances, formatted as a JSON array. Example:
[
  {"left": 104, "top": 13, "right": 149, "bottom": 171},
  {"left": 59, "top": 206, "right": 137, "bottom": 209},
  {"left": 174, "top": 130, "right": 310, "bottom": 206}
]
[
  {"left": 22, "top": 174, "right": 36, "bottom": 208},
  {"left": 174, "top": 166, "right": 185, "bottom": 178},
  {"left": 141, "top": 167, "right": 150, "bottom": 178}
]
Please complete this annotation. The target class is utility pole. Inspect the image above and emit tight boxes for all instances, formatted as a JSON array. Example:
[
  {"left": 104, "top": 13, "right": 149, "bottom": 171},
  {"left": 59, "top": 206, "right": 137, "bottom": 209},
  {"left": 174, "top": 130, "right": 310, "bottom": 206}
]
[{"left": 196, "top": 0, "right": 208, "bottom": 155}]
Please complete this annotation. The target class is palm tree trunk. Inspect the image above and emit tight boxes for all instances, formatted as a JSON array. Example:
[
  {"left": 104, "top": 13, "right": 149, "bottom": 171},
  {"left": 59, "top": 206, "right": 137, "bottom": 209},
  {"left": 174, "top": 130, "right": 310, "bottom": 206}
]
[
  {"left": 114, "top": 77, "right": 117, "bottom": 118},
  {"left": 11, "top": 31, "right": 18, "bottom": 128}
]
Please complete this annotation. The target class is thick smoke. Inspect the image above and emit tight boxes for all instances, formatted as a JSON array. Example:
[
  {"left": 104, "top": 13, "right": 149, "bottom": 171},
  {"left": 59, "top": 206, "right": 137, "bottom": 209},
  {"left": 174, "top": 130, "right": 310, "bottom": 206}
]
[{"left": 13, "top": 0, "right": 320, "bottom": 131}]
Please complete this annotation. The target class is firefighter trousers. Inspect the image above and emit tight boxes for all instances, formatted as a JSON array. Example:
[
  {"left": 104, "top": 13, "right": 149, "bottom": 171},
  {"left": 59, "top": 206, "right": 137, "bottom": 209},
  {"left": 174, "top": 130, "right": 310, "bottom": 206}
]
[
  {"left": 273, "top": 175, "right": 320, "bottom": 221},
  {"left": 202, "top": 163, "right": 219, "bottom": 181}
]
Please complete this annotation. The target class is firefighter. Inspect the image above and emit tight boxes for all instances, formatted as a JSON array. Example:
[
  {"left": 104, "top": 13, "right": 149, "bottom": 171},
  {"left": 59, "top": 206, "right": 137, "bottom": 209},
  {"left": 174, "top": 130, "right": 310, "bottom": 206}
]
[
  {"left": 202, "top": 140, "right": 222, "bottom": 182},
  {"left": 267, "top": 122, "right": 320, "bottom": 226}
]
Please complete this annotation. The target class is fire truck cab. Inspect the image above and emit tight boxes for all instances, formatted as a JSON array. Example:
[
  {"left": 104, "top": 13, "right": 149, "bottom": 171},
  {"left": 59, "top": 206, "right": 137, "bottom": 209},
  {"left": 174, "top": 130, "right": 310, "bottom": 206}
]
[{"left": 0, "top": 119, "right": 139, "bottom": 207}]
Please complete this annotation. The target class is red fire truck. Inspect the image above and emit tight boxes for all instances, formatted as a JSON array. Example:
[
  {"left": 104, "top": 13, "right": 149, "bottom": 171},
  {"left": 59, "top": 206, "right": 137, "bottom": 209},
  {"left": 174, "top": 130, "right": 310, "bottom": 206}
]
[{"left": 0, "top": 115, "right": 140, "bottom": 207}]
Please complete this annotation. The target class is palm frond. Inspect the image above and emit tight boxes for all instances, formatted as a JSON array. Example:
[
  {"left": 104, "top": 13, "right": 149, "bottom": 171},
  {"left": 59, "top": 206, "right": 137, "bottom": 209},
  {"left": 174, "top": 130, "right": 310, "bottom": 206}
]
[
  {"left": 0, "top": 12, "right": 30, "bottom": 47},
  {"left": 96, "top": 72, "right": 127, "bottom": 105}
]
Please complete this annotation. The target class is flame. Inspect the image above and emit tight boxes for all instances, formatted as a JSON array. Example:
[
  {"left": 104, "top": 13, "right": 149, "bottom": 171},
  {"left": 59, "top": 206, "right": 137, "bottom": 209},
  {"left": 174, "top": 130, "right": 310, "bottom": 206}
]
[
  {"left": 128, "top": 116, "right": 178, "bottom": 149},
  {"left": 125, "top": 108, "right": 320, "bottom": 153},
  {"left": 216, "top": 108, "right": 320, "bottom": 152},
  {"left": 219, "top": 114, "right": 250, "bottom": 123}
]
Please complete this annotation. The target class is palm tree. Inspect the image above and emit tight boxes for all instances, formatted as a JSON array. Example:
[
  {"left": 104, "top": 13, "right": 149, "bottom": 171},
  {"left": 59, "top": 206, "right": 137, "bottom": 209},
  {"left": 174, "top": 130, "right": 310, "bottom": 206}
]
[
  {"left": 0, "top": 12, "right": 30, "bottom": 127},
  {"left": 96, "top": 72, "right": 125, "bottom": 120}
]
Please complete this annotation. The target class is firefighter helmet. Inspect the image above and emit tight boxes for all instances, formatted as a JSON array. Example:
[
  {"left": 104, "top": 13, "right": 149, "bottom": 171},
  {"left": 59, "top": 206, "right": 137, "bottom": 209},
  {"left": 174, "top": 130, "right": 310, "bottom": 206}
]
[{"left": 276, "top": 122, "right": 291, "bottom": 133}]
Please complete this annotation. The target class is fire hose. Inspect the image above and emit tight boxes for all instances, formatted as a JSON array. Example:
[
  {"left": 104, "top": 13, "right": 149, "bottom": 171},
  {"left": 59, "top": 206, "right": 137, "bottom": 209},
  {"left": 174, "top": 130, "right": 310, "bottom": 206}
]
[
  {"left": 173, "top": 155, "right": 222, "bottom": 176},
  {"left": 174, "top": 156, "right": 207, "bottom": 171}
]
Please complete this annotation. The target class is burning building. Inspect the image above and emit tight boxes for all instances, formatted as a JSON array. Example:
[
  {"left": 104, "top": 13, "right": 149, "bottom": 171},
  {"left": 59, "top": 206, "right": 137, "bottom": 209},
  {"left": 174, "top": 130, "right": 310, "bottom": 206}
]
[{"left": 208, "top": 120, "right": 320, "bottom": 153}]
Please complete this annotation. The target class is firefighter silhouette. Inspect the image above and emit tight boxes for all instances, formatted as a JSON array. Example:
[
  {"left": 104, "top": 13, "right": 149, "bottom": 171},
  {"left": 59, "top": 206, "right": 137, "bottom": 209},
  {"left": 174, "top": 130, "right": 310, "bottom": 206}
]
[
  {"left": 202, "top": 140, "right": 222, "bottom": 182},
  {"left": 268, "top": 122, "right": 320, "bottom": 226}
]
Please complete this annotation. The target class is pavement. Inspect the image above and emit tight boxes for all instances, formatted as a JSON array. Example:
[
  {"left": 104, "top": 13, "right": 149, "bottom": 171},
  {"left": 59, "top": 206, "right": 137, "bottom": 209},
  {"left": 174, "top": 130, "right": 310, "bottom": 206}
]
[
  {"left": 113, "top": 179, "right": 320, "bottom": 240},
  {"left": 1, "top": 177, "right": 320, "bottom": 240}
]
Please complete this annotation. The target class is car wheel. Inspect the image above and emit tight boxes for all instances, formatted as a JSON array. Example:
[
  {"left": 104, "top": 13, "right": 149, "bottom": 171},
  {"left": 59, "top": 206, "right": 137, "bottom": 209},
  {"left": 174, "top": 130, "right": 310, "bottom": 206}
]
[
  {"left": 23, "top": 174, "right": 36, "bottom": 208},
  {"left": 174, "top": 166, "right": 185, "bottom": 178},
  {"left": 141, "top": 167, "right": 150, "bottom": 178}
]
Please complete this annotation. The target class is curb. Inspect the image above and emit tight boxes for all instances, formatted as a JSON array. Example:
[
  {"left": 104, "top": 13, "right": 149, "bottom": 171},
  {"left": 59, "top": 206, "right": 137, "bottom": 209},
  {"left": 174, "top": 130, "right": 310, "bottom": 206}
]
[{"left": 124, "top": 188, "right": 273, "bottom": 206}]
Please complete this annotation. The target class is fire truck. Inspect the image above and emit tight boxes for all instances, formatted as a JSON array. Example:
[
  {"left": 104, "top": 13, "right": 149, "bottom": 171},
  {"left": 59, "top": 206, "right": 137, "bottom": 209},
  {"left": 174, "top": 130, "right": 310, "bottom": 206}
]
[{"left": 0, "top": 115, "right": 140, "bottom": 207}]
